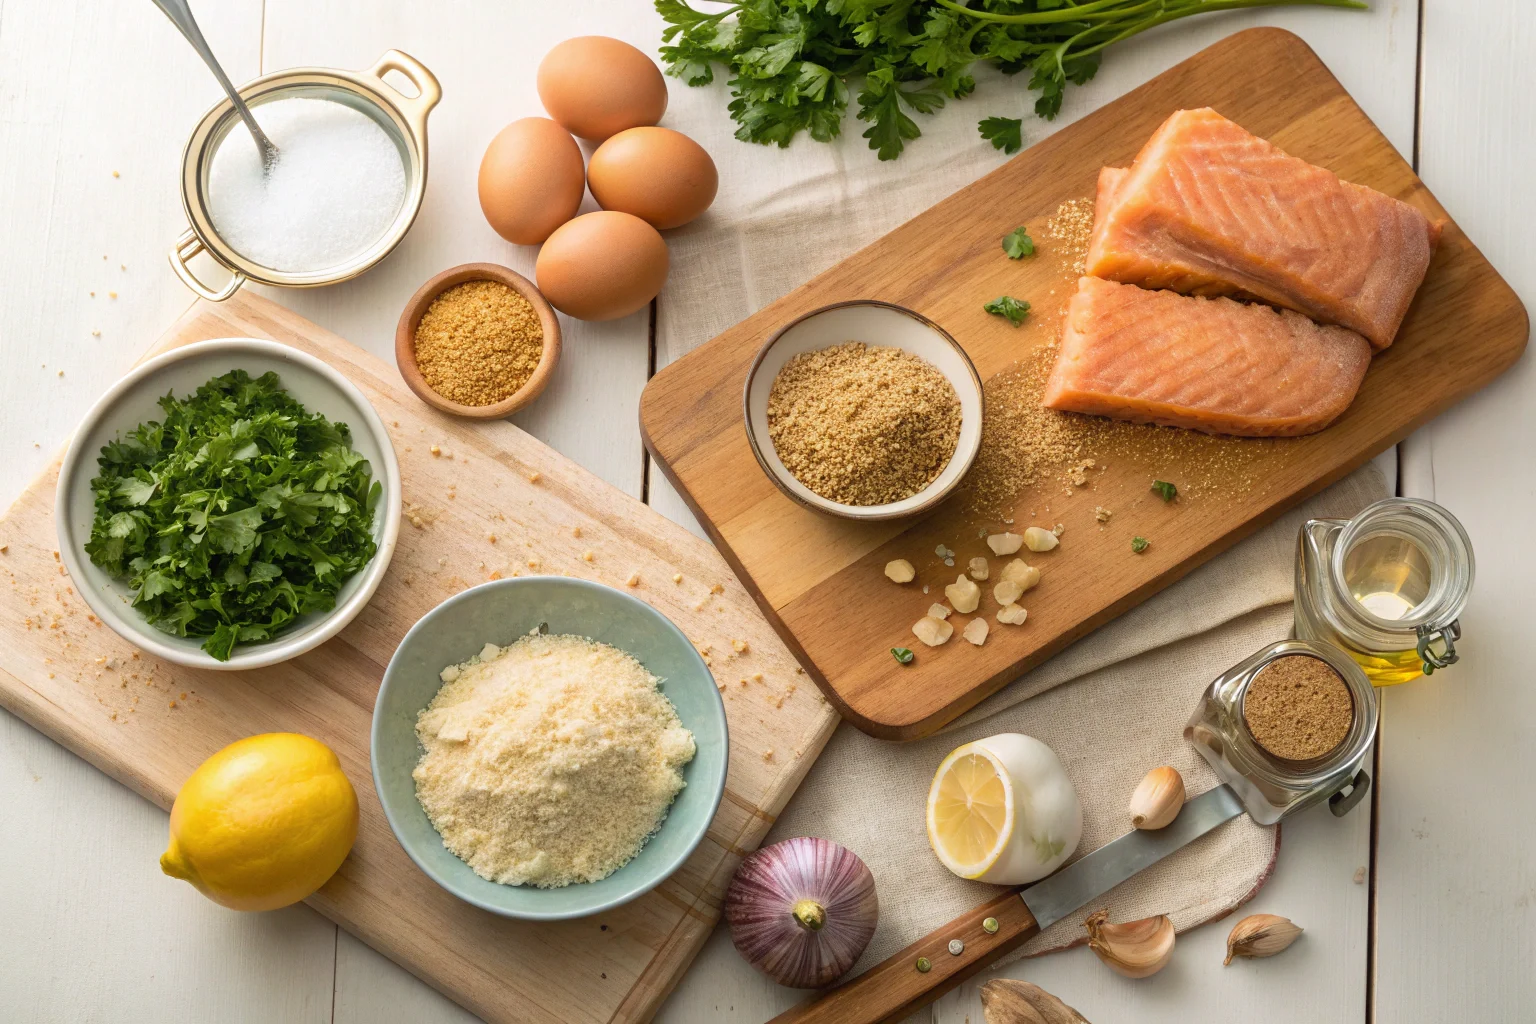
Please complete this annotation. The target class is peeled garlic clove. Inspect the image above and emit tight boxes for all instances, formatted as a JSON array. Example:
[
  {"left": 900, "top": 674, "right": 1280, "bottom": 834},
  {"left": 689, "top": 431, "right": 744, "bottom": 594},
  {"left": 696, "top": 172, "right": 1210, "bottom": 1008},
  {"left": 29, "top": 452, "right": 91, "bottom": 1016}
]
[
  {"left": 1084, "top": 909, "right": 1174, "bottom": 978},
  {"left": 928, "top": 603, "right": 951, "bottom": 620},
  {"left": 913, "top": 616, "right": 953, "bottom": 647},
  {"left": 1128, "top": 766, "right": 1185, "bottom": 830},
  {"left": 963, "top": 618, "right": 989, "bottom": 646},
  {"left": 997, "top": 604, "right": 1028, "bottom": 625},
  {"left": 987, "top": 532, "right": 1024, "bottom": 556},
  {"left": 968, "top": 556, "right": 990, "bottom": 581},
  {"left": 994, "top": 579, "right": 1024, "bottom": 606},
  {"left": 944, "top": 575, "right": 981, "bottom": 613},
  {"left": 1000, "top": 559, "right": 1042, "bottom": 593},
  {"left": 1224, "top": 914, "right": 1303, "bottom": 966},
  {"left": 885, "top": 559, "right": 916, "bottom": 583},
  {"left": 1023, "top": 527, "right": 1059, "bottom": 552}
]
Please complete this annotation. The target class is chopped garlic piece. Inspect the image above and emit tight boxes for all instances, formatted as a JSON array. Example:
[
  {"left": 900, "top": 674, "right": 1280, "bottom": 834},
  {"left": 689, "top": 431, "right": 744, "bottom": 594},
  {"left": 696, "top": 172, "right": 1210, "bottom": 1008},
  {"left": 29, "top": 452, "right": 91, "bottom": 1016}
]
[
  {"left": 1023, "top": 527, "right": 1059, "bottom": 552},
  {"left": 913, "top": 616, "right": 954, "bottom": 647},
  {"left": 885, "top": 559, "right": 916, "bottom": 583},
  {"left": 944, "top": 574, "right": 981, "bottom": 614},
  {"left": 963, "top": 618, "right": 989, "bottom": 646},
  {"left": 999, "top": 559, "right": 1041, "bottom": 593},
  {"left": 997, "top": 604, "right": 1029, "bottom": 625},
  {"left": 986, "top": 532, "right": 1023, "bottom": 556},
  {"left": 994, "top": 579, "right": 1023, "bottom": 606},
  {"left": 968, "top": 557, "right": 990, "bottom": 581},
  {"left": 928, "top": 603, "right": 951, "bottom": 620}
]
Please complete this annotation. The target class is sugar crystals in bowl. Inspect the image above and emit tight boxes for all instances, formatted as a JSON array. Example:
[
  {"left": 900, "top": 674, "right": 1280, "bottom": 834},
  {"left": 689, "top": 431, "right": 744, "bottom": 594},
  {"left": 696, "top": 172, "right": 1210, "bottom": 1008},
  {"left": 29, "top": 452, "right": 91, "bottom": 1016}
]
[{"left": 206, "top": 96, "right": 407, "bottom": 273}]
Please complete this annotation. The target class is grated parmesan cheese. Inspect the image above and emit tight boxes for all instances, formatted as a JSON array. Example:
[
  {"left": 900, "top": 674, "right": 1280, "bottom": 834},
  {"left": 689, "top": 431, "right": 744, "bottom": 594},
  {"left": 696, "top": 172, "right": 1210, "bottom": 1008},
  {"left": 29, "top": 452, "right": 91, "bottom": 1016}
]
[{"left": 413, "top": 631, "right": 696, "bottom": 888}]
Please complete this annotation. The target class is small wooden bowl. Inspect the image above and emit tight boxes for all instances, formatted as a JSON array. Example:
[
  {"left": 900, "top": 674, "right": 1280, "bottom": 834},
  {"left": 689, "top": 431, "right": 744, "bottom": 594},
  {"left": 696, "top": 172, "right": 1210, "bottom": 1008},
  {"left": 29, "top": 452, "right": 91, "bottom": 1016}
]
[{"left": 395, "top": 262, "right": 561, "bottom": 419}]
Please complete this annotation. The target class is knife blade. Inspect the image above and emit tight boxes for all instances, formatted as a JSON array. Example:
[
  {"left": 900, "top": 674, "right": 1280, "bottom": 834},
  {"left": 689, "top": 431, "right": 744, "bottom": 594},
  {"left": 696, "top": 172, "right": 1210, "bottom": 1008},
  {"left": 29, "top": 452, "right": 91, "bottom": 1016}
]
[{"left": 1022, "top": 782, "right": 1247, "bottom": 929}]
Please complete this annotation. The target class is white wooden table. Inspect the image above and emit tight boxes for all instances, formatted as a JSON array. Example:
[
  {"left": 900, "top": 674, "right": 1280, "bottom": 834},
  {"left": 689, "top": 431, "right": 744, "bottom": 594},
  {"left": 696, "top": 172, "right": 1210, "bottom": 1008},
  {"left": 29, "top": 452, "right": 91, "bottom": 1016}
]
[{"left": 1, "top": 2, "right": 1529, "bottom": 1021}]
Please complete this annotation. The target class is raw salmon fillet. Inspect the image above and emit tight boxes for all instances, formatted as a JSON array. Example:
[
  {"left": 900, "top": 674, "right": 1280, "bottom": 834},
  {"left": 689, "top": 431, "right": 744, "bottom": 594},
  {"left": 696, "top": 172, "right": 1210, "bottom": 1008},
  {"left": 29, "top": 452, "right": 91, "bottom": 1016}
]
[
  {"left": 1043, "top": 277, "right": 1372, "bottom": 437},
  {"left": 1086, "top": 108, "right": 1440, "bottom": 350}
]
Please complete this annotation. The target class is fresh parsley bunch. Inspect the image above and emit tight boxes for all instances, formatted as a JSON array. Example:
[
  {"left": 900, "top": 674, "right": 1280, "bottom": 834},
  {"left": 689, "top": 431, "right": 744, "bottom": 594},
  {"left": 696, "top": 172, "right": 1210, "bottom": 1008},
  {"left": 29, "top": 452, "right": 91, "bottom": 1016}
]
[
  {"left": 85, "top": 370, "right": 382, "bottom": 661},
  {"left": 657, "top": 0, "right": 1366, "bottom": 161}
]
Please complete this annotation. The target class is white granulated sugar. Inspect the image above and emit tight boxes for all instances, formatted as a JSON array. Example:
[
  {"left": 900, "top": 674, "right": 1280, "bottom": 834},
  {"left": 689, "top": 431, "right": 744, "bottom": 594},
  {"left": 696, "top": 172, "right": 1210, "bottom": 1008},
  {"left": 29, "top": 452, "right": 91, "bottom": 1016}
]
[
  {"left": 206, "top": 97, "right": 406, "bottom": 272},
  {"left": 413, "top": 631, "right": 697, "bottom": 888}
]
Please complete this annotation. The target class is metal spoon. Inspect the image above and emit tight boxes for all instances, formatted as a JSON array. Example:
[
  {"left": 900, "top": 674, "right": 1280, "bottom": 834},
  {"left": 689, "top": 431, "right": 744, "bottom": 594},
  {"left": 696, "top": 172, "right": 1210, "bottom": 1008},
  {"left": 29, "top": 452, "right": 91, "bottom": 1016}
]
[{"left": 150, "top": 0, "right": 279, "bottom": 170}]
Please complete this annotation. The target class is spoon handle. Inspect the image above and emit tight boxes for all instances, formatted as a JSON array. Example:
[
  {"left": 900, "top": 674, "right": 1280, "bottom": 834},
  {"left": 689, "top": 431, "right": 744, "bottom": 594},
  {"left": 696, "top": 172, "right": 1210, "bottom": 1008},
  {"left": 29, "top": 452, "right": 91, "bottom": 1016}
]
[{"left": 149, "top": 0, "right": 278, "bottom": 165}]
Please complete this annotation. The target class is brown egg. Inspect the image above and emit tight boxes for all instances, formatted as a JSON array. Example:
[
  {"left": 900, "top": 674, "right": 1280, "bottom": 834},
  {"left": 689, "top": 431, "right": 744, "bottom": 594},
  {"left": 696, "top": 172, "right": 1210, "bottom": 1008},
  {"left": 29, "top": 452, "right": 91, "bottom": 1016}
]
[
  {"left": 587, "top": 127, "right": 718, "bottom": 230},
  {"left": 537, "top": 36, "right": 668, "bottom": 142},
  {"left": 536, "top": 211, "right": 669, "bottom": 322},
  {"left": 478, "top": 117, "right": 584, "bottom": 245}
]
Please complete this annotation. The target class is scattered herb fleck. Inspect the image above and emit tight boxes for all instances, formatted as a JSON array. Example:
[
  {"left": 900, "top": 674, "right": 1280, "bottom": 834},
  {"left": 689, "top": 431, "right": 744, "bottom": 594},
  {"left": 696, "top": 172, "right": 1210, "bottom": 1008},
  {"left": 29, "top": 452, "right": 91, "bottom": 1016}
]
[
  {"left": 1131, "top": 536, "right": 1150, "bottom": 554},
  {"left": 979, "top": 116, "right": 1023, "bottom": 155},
  {"left": 984, "top": 296, "right": 1031, "bottom": 326},
  {"left": 84, "top": 370, "right": 380, "bottom": 661},
  {"left": 891, "top": 646, "right": 915, "bottom": 665},
  {"left": 1152, "top": 480, "right": 1178, "bottom": 502},
  {"left": 1002, "top": 228, "right": 1035, "bottom": 259}
]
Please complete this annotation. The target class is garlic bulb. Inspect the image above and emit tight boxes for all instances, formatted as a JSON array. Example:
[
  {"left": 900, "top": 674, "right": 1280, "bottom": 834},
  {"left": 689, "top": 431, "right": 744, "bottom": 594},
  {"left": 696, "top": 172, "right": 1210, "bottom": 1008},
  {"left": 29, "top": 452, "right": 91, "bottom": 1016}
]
[
  {"left": 724, "top": 836, "right": 879, "bottom": 989},
  {"left": 1128, "top": 766, "right": 1185, "bottom": 830},
  {"left": 1224, "top": 914, "right": 1303, "bottom": 965},
  {"left": 1084, "top": 909, "right": 1175, "bottom": 978}
]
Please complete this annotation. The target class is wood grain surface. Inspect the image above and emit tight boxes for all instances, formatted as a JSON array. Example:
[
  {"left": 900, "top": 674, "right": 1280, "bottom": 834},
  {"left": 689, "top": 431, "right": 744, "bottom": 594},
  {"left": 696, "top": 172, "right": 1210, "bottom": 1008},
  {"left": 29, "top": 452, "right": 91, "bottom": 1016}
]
[
  {"left": 639, "top": 27, "right": 1529, "bottom": 741},
  {"left": 0, "top": 292, "right": 837, "bottom": 1024}
]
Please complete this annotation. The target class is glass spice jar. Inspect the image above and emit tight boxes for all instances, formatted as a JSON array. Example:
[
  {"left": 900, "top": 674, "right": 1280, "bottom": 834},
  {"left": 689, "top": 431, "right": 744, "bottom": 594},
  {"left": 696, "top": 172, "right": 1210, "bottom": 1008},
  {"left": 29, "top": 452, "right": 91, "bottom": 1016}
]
[
  {"left": 1294, "top": 497, "right": 1474, "bottom": 687},
  {"left": 1185, "top": 639, "right": 1377, "bottom": 825}
]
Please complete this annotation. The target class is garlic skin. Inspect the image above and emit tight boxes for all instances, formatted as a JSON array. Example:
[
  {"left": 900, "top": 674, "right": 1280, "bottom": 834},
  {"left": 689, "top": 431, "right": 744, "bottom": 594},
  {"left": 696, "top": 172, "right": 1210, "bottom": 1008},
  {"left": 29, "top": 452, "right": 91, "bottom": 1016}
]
[
  {"left": 725, "top": 836, "right": 879, "bottom": 989},
  {"left": 1224, "top": 914, "right": 1303, "bottom": 965},
  {"left": 1084, "top": 910, "right": 1175, "bottom": 978},
  {"left": 1128, "top": 766, "right": 1185, "bottom": 830},
  {"left": 979, "top": 979, "right": 1091, "bottom": 1024}
]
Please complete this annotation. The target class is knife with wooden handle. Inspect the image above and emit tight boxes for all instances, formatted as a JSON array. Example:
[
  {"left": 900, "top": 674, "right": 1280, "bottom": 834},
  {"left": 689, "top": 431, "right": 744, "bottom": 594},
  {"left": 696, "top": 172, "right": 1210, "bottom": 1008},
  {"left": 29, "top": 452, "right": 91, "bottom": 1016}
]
[{"left": 767, "top": 785, "right": 1247, "bottom": 1024}]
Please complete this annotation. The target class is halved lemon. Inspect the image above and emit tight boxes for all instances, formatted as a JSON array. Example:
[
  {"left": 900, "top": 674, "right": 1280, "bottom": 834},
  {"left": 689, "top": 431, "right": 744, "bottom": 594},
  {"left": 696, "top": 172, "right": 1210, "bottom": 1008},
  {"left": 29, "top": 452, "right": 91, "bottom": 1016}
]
[
  {"left": 926, "top": 741, "right": 1014, "bottom": 880},
  {"left": 925, "top": 733, "right": 1083, "bottom": 886}
]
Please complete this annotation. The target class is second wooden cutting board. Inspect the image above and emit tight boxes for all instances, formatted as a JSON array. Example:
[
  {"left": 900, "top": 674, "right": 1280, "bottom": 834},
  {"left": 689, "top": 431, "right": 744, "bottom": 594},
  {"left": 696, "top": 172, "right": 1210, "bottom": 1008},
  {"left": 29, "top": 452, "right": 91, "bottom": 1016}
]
[{"left": 640, "top": 28, "right": 1529, "bottom": 741}]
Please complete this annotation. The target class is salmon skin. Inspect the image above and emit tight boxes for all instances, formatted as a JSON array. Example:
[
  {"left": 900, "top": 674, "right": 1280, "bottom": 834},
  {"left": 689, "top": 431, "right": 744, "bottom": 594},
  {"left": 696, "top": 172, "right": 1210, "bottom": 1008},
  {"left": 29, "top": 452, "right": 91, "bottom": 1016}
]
[
  {"left": 1086, "top": 108, "right": 1439, "bottom": 350},
  {"left": 1043, "top": 277, "right": 1372, "bottom": 437}
]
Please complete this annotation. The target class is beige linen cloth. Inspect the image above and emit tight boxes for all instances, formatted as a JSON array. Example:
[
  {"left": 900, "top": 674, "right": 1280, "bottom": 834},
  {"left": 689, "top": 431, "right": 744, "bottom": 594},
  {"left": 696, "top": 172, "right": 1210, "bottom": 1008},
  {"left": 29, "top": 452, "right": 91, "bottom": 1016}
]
[{"left": 651, "top": 71, "right": 1388, "bottom": 967}]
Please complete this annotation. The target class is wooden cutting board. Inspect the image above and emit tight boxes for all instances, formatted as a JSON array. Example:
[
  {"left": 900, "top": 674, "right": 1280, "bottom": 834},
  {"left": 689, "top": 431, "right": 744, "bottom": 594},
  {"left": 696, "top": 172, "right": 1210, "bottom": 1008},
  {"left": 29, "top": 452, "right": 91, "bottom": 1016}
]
[
  {"left": 0, "top": 292, "right": 838, "bottom": 1024},
  {"left": 640, "top": 27, "right": 1529, "bottom": 741}
]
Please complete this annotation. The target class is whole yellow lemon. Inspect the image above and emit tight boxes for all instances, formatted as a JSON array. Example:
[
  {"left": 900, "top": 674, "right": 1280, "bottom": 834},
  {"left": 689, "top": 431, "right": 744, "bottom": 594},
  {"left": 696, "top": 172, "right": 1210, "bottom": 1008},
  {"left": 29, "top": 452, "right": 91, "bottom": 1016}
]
[{"left": 160, "top": 733, "right": 359, "bottom": 912}]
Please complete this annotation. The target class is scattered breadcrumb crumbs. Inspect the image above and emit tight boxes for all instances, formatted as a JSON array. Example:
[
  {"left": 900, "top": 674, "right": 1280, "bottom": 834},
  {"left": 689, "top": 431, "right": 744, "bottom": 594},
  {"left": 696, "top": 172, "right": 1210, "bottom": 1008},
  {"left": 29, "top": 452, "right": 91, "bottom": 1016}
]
[
  {"left": 672, "top": 573, "right": 683, "bottom": 584},
  {"left": 626, "top": 573, "right": 640, "bottom": 587},
  {"left": 431, "top": 445, "right": 441, "bottom": 456},
  {"left": 528, "top": 472, "right": 541, "bottom": 484},
  {"left": 731, "top": 639, "right": 748, "bottom": 654},
  {"left": 572, "top": 526, "right": 582, "bottom": 538},
  {"left": 710, "top": 584, "right": 724, "bottom": 595},
  {"left": 751, "top": 673, "right": 763, "bottom": 683},
  {"left": 1095, "top": 506, "right": 1113, "bottom": 523},
  {"left": 582, "top": 550, "right": 595, "bottom": 562},
  {"left": 762, "top": 749, "right": 774, "bottom": 762}
]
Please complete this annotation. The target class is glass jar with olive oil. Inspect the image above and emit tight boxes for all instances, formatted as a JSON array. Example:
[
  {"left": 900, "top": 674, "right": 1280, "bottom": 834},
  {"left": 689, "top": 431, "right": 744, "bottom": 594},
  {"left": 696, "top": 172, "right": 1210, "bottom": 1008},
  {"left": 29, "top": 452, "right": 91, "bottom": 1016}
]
[{"left": 1294, "top": 498, "right": 1474, "bottom": 686}]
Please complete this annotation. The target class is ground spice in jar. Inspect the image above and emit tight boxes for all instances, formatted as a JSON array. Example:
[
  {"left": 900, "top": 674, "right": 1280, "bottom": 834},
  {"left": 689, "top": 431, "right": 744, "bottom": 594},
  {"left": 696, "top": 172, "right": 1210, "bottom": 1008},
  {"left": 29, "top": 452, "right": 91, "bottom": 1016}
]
[
  {"left": 413, "top": 280, "right": 543, "bottom": 407},
  {"left": 766, "top": 342, "right": 962, "bottom": 506},
  {"left": 1243, "top": 655, "right": 1354, "bottom": 761}
]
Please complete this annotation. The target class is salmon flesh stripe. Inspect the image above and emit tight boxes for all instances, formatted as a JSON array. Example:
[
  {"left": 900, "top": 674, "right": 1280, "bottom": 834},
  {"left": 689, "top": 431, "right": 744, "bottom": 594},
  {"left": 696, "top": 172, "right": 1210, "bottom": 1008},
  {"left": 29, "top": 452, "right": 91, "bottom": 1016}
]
[
  {"left": 1043, "top": 277, "right": 1372, "bottom": 437},
  {"left": 1086, "top": 107, "right": 1440, "bottom": 350}
]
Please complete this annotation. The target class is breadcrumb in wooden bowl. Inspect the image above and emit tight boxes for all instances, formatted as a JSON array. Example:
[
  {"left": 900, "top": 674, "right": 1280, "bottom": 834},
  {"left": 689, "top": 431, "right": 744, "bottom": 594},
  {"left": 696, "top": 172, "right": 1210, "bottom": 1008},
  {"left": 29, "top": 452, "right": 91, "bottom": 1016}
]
[{"left": 395, "top": 262, "right": 561, "bottom": 419}]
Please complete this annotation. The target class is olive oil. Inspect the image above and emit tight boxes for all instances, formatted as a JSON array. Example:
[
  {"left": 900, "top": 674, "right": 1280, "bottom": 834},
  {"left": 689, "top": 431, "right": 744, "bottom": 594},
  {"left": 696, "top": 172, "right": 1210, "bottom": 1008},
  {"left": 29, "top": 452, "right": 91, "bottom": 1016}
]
[{"left": 1294, "top": 499, "right": 1473, "bottom": 687}]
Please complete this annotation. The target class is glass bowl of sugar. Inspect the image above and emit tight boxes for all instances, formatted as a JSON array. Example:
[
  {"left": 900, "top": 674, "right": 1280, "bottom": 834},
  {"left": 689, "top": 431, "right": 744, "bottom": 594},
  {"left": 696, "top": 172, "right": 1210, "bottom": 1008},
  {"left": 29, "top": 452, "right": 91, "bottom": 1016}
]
[{"left": 171, "top": 50, "right": 441, "bottom": 301}]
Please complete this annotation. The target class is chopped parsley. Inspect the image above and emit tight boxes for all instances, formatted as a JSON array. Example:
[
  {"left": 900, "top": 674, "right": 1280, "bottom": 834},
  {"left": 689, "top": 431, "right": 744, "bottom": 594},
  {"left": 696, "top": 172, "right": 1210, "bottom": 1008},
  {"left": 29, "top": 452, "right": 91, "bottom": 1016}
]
[
  {"left": 984, "top": 296, "right": 1031, "bottom": 326},
  {"left": 891, "top": 646, "right": 915, "bottom": 665},
  {"left": 1152, "top": 480, "right": 1178, "bottom": 502},
  {"left": 979, "top": 116, "right": 1024, "bottom": 156},
  {"left": 84, "top": 370, "right": 381, "bottom": 661},
  {"left": 1131, "top": 536, "right": 1150, "bottom": 554},
  {"left": 1002, "top": 228, "right": 1035, "bottom": 259}
]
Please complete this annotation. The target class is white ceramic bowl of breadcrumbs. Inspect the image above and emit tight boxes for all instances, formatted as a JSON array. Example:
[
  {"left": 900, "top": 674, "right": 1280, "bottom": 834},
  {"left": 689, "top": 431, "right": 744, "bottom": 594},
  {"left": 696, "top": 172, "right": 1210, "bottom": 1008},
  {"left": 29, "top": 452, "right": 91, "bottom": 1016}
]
[{"left": 744, "top": 301, "right": 984, "bottom": 521}]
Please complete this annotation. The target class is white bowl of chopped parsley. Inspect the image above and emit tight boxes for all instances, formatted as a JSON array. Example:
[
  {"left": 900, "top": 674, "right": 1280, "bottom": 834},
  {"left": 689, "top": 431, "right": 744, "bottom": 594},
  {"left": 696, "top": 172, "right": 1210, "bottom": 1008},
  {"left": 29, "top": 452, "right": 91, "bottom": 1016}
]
[{"left": 56, "top": 339, "right": 400, "bottom": 668}]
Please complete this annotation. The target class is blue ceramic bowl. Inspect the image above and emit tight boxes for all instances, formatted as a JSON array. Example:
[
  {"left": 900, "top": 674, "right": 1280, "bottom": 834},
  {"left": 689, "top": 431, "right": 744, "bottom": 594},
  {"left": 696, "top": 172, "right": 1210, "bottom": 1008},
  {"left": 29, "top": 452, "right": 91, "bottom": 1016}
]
[{"left": 371, "top": 576, "right": 728, "bottom": 920}]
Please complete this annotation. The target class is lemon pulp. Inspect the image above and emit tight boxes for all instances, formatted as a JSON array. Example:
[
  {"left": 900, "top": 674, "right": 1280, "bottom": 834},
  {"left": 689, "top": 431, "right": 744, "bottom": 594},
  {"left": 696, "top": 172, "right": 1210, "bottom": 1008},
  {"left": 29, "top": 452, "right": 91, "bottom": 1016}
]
[{"left": 927, "top": 749, "right": 1012, "bottom": 877}]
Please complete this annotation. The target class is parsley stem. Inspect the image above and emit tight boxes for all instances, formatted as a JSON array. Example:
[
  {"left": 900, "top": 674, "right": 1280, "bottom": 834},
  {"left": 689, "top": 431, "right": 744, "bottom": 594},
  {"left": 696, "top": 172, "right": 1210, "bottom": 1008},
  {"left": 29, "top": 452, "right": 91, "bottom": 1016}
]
[{"left": 934, "top": 0, "right": 1367, "bottom": 26}]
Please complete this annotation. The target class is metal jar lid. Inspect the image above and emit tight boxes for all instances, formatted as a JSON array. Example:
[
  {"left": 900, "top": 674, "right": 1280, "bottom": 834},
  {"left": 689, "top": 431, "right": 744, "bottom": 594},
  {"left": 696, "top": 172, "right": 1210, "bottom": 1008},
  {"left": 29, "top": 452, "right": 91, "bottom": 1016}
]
[{"left": 171, "top": 50, "right": 440, "bottom": 301}]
